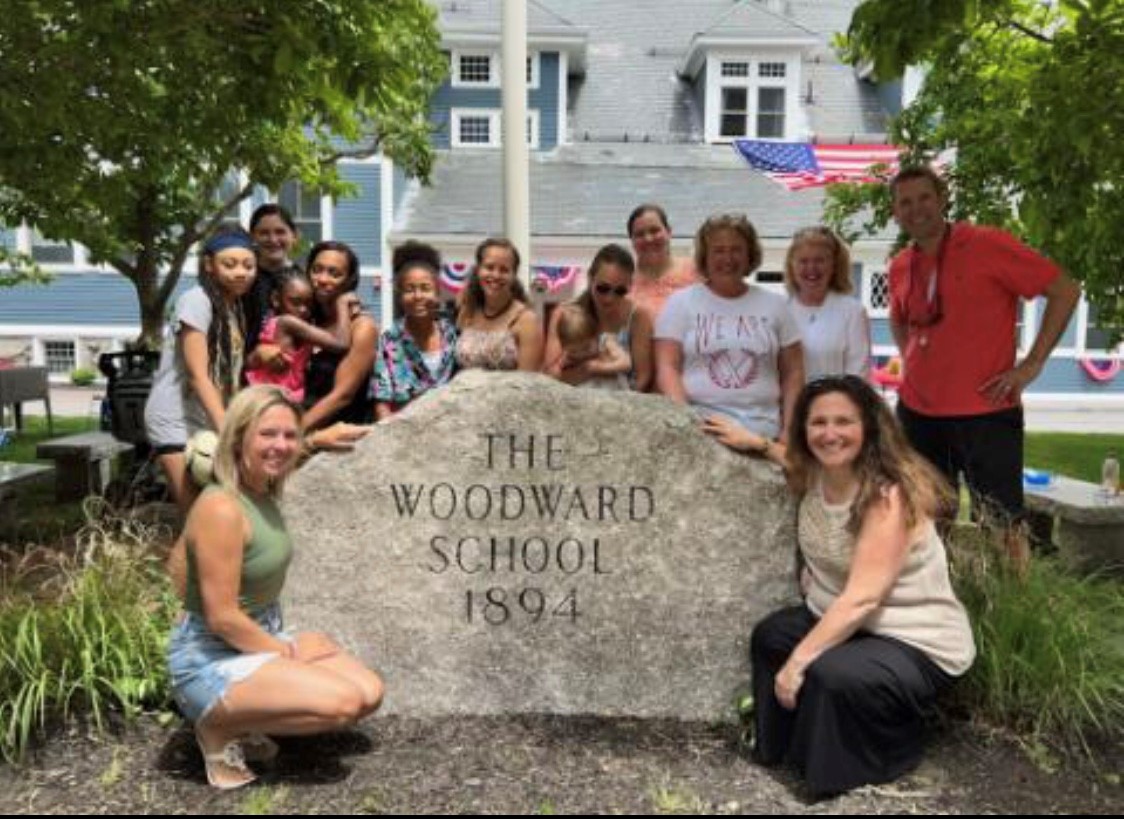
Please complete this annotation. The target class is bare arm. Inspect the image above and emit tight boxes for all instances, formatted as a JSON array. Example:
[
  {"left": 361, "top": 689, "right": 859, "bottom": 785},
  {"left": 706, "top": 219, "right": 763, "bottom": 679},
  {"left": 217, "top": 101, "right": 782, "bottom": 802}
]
[
  {"left": 700, "top": 414, "right": 788, "bottom": 467},
  {"left": 190, "top": 492, "right": 290, "bottom": 655},
  {"left": 847, "top": 306, "right": 873, "bottom": 379},
  {"left": 777, "top": 342, "right": 804, "bottom": 444},
  {"left": 627, "top": 306, "right": 655, "bottom": 392},
  {"left": 586, "top": 335, "right": 632, "bottom": 376},
  {"left": 277, "top": 314, "right": 350, "bottom": 352},
  {"left": 654, "top": 338, "right": 688, "bottom": 403},
  {"left": 980, "top": 272, "right": 1081, "bottom": 404},
  {"left": 513, "top": 309, "right": 545, "bottom": 372},
  {"left": 181, "top": 327, "right": 226, "bottom": 430},
  {"left": 774, "top": 486, "right": 913, "bottom": 709},
  {"left": 302, "top": 315, "right": 378, "bottom": 431}
]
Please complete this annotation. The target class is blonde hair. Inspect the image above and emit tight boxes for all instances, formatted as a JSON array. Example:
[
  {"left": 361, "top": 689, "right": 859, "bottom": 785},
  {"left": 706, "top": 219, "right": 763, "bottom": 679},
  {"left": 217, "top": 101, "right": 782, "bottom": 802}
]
[
  {"left": 213, "top": 385, "right": 303, "bottom": 499},
  {"left": 556, "top": 304, "right": 598, "bottom": 349},
  {"left": 783, "top": 227, "right": 854, "bottom": 296},
  {"left": 694, "top": 213, "right": 763, "bottom": 279}
]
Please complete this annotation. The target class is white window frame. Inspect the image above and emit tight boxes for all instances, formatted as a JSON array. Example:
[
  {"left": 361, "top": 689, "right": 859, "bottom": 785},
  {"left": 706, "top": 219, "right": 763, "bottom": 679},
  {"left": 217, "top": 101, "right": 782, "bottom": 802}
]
[
  {"left": 277, "top": 180, "right": 329, "bottom": 245},
  {"left": 450, "top": 50, "right": 539, "bottom": 90},
  {"left": 705, "top": 53, "right": 799, "bottom": 143},
  {"left": 451, "top": 108, "right": 540, "bottom": 149},
  {"left": 41, "top": 338, "right": 77, "bottom": 375}
]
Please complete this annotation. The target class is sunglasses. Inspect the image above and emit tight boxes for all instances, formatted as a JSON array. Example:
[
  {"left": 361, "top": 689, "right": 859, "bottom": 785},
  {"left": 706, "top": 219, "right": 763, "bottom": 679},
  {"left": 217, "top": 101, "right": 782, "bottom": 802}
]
[{"left": 594, "top": 283, "right": 629, "bottom": 297}]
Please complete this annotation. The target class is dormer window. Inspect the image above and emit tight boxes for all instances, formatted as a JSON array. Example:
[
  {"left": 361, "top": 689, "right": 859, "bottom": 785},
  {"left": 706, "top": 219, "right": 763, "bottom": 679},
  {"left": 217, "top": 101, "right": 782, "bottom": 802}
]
[{"left": 705, "top": 54, "right": 798, "bottom": 142}]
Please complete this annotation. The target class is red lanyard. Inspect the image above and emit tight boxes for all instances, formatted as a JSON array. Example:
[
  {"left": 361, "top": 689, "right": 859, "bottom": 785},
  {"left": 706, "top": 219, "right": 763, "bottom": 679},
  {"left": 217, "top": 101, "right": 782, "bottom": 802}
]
[{"left": 905, "top": 223, "right": 951, "bottom": 328}]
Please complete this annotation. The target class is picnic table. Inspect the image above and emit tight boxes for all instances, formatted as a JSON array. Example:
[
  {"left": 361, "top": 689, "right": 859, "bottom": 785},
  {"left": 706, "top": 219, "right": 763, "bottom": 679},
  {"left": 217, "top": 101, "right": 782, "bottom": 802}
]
[
  {"left": 1024, "top": 475, "right": 1124, "bottom": 576},
  {"left": 36, "top": 431, "right": 134, "bottom": 502}
]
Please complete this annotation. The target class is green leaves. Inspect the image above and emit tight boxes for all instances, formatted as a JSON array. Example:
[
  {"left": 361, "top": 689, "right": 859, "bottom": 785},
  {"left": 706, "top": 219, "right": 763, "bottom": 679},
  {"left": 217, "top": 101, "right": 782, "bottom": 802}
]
[
  {"left": 831, "top": 0, "right": 1124, "bottom": 338},
  {"left": 0, "top": 0, "right": 444, "bottom": 344}
]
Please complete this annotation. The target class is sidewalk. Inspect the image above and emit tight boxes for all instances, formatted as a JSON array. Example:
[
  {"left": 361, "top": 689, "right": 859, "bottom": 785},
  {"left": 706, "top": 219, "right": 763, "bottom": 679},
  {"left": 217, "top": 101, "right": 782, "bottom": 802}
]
[{"left": 41, "top": 385, "right": 1124, "bottom": 434}]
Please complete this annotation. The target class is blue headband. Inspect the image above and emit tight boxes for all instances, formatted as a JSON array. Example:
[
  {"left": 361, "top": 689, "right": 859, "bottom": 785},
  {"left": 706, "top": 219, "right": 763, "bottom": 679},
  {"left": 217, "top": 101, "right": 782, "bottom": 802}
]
[{"left": 203, "top": 232, "right": 254, "bottom": 255}]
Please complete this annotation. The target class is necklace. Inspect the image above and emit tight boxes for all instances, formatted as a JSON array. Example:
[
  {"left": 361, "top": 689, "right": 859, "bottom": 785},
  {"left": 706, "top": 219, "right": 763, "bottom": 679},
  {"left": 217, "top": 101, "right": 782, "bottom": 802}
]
[{"left": 482, "top": 299, "right": 513, "bottom": 320}]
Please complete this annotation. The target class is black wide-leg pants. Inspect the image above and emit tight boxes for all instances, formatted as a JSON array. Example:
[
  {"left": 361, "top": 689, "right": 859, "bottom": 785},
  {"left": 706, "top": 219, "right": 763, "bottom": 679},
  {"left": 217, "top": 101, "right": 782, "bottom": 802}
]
[{"left": 750, "top": 605, "right": 953, "bottom": 796}]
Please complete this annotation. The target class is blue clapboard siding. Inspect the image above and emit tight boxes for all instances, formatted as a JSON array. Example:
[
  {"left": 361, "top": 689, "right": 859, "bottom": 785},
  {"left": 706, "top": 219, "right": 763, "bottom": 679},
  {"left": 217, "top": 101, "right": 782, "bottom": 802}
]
[
  {"left": 335, "top": 163, "right": 383, "bottom": 267},
  {"left": 1, "top": 227, "right": 15, "bottom": 251},
  {"left": 1029, "top": 357, "right": 1124, "bottom": 395},
  {"left": 0, "top": 272, "right": 194, "bottom": 327},
  {"left": 430, "top": 52, "right": 560, "bottom": 150}
]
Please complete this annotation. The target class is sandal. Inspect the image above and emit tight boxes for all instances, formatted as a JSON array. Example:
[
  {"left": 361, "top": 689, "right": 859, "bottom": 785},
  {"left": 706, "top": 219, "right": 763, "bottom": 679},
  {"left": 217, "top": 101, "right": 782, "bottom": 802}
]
[
  {"left": 241, "top": 733, "right": 280, "bottom": 763},
  {"left": 196, "top": 733, "right": 257, "bottom": 790}
]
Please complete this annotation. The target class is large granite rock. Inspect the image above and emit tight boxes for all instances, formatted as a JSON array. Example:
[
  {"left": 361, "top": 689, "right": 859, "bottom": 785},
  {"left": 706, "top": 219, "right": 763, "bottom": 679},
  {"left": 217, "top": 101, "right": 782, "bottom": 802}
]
[{"left": 284, "top": 371, "right": 796, "bottom": 721}]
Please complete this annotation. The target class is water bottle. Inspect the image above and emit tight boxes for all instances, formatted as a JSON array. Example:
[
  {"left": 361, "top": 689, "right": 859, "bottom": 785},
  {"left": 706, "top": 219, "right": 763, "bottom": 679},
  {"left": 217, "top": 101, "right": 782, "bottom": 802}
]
[{"left": 1102, "top": 450, "right": 1120, "bottom": 498}]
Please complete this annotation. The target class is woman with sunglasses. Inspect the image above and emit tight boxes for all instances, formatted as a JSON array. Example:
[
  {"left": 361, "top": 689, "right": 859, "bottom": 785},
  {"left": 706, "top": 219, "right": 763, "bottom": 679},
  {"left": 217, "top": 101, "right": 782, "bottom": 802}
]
[
  {"left": 784, "top": 227, "right": 870, "bottom": 381},
  {"left": 741, "top": 375, "right": 974, "bottom": 797},
  {"left": 542, "top": 243, "right": 654, "bottom": 391}
]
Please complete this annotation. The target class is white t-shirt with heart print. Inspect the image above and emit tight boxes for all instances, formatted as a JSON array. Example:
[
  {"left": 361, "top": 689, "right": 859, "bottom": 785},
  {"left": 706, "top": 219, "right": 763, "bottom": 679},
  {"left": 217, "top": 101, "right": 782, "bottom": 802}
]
[{"left": 655, "top": 283, "right": 802, "bottom": 438}]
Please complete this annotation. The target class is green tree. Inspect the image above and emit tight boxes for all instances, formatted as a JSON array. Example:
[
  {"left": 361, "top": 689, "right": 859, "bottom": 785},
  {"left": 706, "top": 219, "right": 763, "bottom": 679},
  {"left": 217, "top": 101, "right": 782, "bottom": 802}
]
[
  {"left": 828, "top": 0, "right": 1124, "bottom": 335},
  {"left": 0, "top": 0, "right": 445, "bottom": 345}
]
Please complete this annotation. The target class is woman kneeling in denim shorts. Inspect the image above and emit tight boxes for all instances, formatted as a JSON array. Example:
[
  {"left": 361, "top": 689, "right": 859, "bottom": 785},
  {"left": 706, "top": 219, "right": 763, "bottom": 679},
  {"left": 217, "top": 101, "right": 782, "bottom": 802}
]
[{"left": 167, "top": 385, "right": 383, "bottom": 789}]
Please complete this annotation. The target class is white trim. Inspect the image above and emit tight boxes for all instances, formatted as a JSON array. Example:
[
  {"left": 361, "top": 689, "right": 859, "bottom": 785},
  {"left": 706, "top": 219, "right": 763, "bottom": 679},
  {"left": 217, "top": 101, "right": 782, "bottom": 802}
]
[
  {"left": 451, "top": 108, "right": 539, "bottom": 149},
  {"left": 450, "top": 49, "right": 540, "bottom": 90},
  {"left": 320, "top": 192, "right": 334, "bottom": 241},
  {"left": 379, "top": 155, "right": 396, "bottom": 332},
  {"left": 451, "top": 50, "right": 498, "bottom": 88},
  {"left": 558, "top": 50, "right": 569, "bottom": 145},
  {"left": 1, "top": 324, "right": 137, "bottom": 337},
  {"left": 704, "top": 51, "right": 801, "bottom": 143}
]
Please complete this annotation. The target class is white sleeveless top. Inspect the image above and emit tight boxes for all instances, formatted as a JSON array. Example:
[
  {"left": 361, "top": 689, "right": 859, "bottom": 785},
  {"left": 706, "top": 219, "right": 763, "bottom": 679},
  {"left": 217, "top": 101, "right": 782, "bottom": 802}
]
[{"left": 800, "top": 484, "right": 976, "bottom": 675}]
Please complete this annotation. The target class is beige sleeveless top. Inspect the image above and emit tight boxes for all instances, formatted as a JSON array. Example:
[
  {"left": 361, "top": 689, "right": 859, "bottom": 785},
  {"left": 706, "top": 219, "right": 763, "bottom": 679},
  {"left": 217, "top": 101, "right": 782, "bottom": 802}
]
[{"left": 800, "top": 484, "right": 976, "bottom": 675}]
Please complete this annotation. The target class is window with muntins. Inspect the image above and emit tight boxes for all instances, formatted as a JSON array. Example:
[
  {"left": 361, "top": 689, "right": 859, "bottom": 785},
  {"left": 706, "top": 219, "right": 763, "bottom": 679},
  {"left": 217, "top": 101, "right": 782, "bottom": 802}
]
[
  {"left": 459, "top": 54, "right": 492, "bottom": 84},
  {"left": 459, "top": 115, "right": 492, "bottom": 145},
  {"left": 278, "top": 181, "right": 323, "bottom": 244},
  {"left": 757, "top": 88, "right": 786, "bottom": 139},
  {"left": 709, "top": 55, "right": 795, "bottom": 142},
  {"left": 44, "top": 340, "right": 76, "bottom": 374}
]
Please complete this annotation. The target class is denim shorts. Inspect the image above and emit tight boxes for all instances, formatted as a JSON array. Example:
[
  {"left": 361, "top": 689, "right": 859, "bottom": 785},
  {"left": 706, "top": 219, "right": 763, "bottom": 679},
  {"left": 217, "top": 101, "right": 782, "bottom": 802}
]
[{"left": 167, "top": 603, "right": 292, "bottom": 723}]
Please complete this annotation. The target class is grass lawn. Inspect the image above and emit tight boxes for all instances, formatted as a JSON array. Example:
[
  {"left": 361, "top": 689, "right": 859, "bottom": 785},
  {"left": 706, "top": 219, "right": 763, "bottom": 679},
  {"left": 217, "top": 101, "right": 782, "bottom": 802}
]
[
  {"left": 1, "top": 416, "right": 93, "bottom": 463},
  {"left": 1024, "top": 432, "right": 1124, "bottom": 483}
]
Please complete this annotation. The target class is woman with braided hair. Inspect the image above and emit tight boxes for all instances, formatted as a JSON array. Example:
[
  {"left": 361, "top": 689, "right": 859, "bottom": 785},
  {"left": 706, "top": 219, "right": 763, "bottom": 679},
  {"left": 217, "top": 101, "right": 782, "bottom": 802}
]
[{"left": 145, "top": 226, "right": 256, "bottom": 508}]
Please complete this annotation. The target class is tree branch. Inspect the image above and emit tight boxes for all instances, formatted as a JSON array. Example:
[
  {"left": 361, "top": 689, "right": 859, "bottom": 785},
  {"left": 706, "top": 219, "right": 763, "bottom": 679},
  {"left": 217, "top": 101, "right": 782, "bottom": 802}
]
[{"left": 1004, "top": 18, "right": 1054, "bottom": 44}]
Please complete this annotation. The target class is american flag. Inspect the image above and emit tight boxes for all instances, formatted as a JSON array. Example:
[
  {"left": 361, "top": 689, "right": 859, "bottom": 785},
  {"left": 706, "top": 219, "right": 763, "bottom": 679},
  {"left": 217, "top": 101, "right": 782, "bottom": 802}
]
[{"left": 733, "top": 140, "right": 901, "bottom": 191}]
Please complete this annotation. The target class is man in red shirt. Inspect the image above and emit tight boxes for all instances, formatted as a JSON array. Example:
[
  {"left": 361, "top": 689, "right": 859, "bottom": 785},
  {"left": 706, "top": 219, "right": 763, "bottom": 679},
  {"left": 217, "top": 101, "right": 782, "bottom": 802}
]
[{"left": 888, "top": 166, "right": 1080, "bottom": 533}]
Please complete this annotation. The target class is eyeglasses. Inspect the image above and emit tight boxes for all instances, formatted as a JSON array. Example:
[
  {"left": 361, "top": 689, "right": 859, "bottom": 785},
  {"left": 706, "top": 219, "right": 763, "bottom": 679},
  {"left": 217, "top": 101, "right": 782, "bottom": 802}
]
[{"left": 594, "top": 283, "right": 629, "bottom": 297}]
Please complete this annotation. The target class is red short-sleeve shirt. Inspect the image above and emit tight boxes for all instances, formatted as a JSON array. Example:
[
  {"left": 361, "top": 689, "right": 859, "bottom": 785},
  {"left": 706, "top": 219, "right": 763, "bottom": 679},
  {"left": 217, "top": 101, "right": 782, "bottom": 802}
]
[{"left": 889, "top": 223, "right": 1061, "bottom": 416}]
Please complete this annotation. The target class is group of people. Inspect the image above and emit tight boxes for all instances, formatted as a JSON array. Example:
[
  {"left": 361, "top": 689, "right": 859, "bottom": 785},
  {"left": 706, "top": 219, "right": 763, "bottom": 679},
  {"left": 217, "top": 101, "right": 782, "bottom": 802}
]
[{"left": 148, "top": 166, "right": 1079, "bottom": 795}]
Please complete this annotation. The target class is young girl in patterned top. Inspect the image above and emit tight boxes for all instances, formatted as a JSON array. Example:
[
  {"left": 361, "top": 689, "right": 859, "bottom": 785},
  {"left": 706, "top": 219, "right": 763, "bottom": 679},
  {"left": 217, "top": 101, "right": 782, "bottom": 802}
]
[
  {"left": 244, "top": 269, "right": 354, "bottom": 402},
  {"left": 374, "top": 242, "right": 458, "bottom": 419}
]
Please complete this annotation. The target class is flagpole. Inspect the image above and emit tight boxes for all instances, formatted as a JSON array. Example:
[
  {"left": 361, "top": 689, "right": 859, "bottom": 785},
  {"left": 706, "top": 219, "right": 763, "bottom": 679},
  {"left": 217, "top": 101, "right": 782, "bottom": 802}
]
[{"left": 502, "top": 0, "right": 531, "bottom": 293}]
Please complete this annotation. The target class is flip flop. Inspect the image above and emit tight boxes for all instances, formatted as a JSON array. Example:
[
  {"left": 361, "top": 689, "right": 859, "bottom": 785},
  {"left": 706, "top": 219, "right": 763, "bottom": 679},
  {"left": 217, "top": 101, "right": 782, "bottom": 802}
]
[{"left": 196, "top": 733, "right": 256, "bottom": 790}]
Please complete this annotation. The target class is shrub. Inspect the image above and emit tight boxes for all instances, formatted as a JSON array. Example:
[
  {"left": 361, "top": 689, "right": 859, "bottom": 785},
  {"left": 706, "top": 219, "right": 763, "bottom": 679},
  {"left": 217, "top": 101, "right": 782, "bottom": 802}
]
[
  {"left": 69, "top": 367, "right": 97, "bottom": 387},
  {"left": 0, "top": 501, "right": 176, "bottom": 762},
  {"left": 946, "top": 525, "right": 1124, "bottom": 756}
]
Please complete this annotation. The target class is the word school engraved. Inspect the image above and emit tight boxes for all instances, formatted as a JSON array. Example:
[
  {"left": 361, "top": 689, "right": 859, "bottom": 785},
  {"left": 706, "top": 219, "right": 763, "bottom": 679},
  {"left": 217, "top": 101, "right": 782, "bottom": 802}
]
[{"left": 387, "top": 433, "right": 656, "bottom": 626}]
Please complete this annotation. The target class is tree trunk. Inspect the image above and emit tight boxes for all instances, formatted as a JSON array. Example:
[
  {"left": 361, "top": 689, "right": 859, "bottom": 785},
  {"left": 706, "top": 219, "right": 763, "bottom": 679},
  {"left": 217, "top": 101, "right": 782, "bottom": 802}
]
[{"left": 133, "top": 260, "right": 182, "bottom": 351}]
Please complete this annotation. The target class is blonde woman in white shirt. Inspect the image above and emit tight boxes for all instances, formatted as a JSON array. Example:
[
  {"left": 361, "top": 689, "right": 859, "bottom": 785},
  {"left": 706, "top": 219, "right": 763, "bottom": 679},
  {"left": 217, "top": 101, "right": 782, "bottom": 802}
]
[{"left": 784, "top": 227, "right": 871, "bottom": 381}]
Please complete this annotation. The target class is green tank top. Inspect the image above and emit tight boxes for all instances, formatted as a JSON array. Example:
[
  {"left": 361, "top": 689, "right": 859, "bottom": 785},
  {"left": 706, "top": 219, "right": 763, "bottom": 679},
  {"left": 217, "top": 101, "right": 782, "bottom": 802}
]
[{"left": 184, "top": 487, "right": 293, "bottom": 615}]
